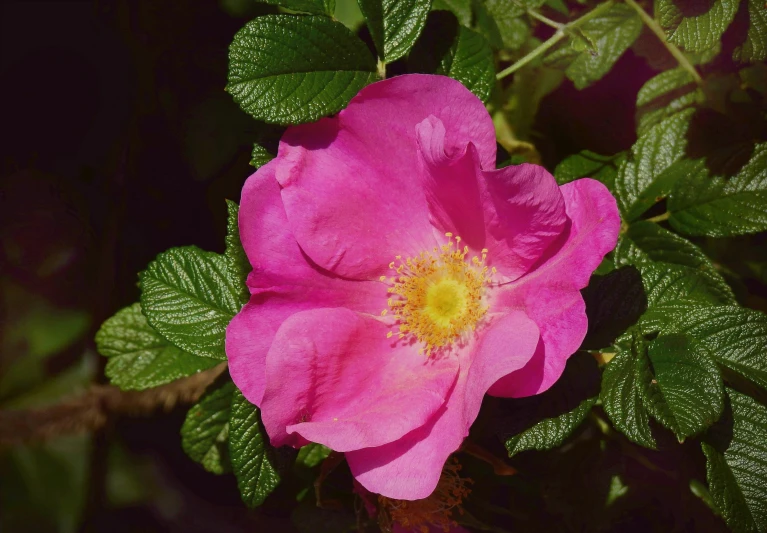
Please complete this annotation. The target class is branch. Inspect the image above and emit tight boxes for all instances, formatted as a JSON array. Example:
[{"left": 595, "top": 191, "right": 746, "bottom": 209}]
[{"left": 0, "top": 363, "right": 227, "bottom": 448}]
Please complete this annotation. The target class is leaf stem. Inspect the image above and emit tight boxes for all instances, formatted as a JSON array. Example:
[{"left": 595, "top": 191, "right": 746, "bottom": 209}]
[
  {"left": 646, "top": 211, "right": 670, "bottom": 223},
  {"left": 496, "top": 0, "right": 616, "bottom": 80},
  {"left": 623, "top": 0, "right": 703, "bottom": 85},
  {"left": 376, "top": 59, "right": 386, "bottom": 80}
]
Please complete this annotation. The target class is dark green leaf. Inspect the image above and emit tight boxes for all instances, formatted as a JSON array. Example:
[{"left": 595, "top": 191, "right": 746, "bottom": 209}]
[
  {"left": 229, "top": 389, "right": 280, "bottom": 507},
  {"left": 639, "top": 261, "right": 734, "bottom": 307},
  {"left": 702, "top": 390, "right": 767, "bottom": 532},
  {"left": 181, "top": 380, "right": 235, "bottom": 474},
  {"left": 657, "top": 0, "right": 738, "bottom": 53},
  {"left": 250, "top": 143, "right": 274, "bottom": 169},
  {"left": 637, "top": 334, "right": 724, "bottom": 440},
  {"left": 668, "top": 143, "right": 767, "bottom": 237},
  {"left": 224, "top": 201, "right": 250, "bottom": 308},
  {"left": 409, "top": 11, "right": 495, "bottom": 102},
  {"left": 615, "top": 109, "right": 693, "bottom": 219},
  {"left": 227, "top": 15, "right": 377, "bottom": 124},
  {"left": 554, "top": 150, "right": 626, "bottom": 188},
  {"left": 253, "top": 0, "right": 336, "bottom": 15},
  {"left": 733, "top": 0, "right": 767, "bottom": 63},
  {"left": 481, "top": 0, "right": 535, "bottom": 50},
  {"left": 502, "top": 353, "right": 600, "bottom": 456},
  {"left": 95, "top": 303, "right": 218, "bottom": 391},
  {"left": 357, "top": 0, "right": 432, "bottom": 62},
  {"left": 140, "top": 247, "right": 243, "bottom": 360},
  {"left": 295, "top": 443, "right": 332, "bottom": 468},
  {"left": 635, "top": 68, "right": 701, "bottom": 136},
  {"left": 600, "top": 332, "right": 657, "bottom": 448},
  {"left": 432, "top": 0, "right": 472, "bottom": 26}
]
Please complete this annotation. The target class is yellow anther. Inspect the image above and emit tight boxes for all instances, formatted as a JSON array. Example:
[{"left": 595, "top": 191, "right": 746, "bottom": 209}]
[
  {"left": 445, "top": 232, "right": 453, "bottom": 237},
  {"left": 386, "top": 331, "right": 393, "bottom": 338},
  {"left": 380, "top": 275, "right": 387, "bottom": 282},
  {"left": 381, "top": 309, "right": 388, "bottom": 316}
]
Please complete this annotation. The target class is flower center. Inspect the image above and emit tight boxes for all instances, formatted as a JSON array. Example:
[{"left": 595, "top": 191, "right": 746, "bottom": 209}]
[{"left": 381, "top": 233, "right": 495, "bottom": 354}]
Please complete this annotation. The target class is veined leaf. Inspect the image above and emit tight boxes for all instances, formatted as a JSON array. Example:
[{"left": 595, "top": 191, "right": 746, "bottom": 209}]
[
  {"left": 357, "top": 0, "right": 432, "bottom": 62},
  {"left": 140, "top": 247, "right": 243, "bottom": 360},
  {"left": 656, "top": 0, "right": 738, "bottom": 53},
  {"left": 635, "top": 67, "right": 701, "bottom": 136},
  {"left": 95, "top": 303, "right": 218, "bottom": 391},
  {"left": 229, "top": 389, "right": 281, "bottom": 507},
  {"left": 250, "top": 143, "right": 274, "bottom": 169},
  {"left": 224, "top": 201, "right": 250, "bottom": 308},
  {"left": 253, "top": 0, "right": 336, "bottom": 15},
  {"left": 554, "top": 150, "right": 626, "bottom": 189},
  {"left": 295, "top": 443, "right": 332, "bottom": 468},
  {"left": 181, "top": 380, "right": 235, "bottom": 474},
  {"left": 733, "top": 0, "right": 767, "bottom": 63},
  {"left": 638, "top": 261, "right": 735, "bottom": 307},
  {"left": 480, "top": 0, "right": 535, "bottom": 50},
  {"left": 227, "top": 15, "right": 377, "bottom": 124}
]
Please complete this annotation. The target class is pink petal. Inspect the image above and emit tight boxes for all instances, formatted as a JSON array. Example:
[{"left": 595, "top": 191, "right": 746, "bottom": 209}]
[
  {"left": 488, "top": 178, "right": 620, "bottom": 397},
  {"left": 275, "top": 74, "right": 496, "bottom": 280},
  {"left": 260, "top": 308, "right": 459, "bottom": 451},
  {"left": 347, "top": 311, "right": 539, "bottom": 500}
]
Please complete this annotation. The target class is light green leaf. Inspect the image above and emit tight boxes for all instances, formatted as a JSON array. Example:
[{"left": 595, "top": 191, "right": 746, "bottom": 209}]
[
  {"left": 229, "top": 389, "right": 281, "bottom": 507},
  {"left": 600, "top": 332, "right": 657, "bottom": 449},
  {"left": 635, "top": 67, "right": 701, "bottom": 135},
  {"left": 250, "top": 143, "right": 274, "bottom": 169},
  {"left": 409, "top": 11, "right": 495, "bottom": 102},
  {"left": 96, "top": 303, "right": 218, "bottom": 391},
  {"left": 482, "top": 0, "right": 535, "bottom": 50},
  {"left": 615, "top": 221, "right": 736, "bottom": 305},
  {"left": 554, "top": 150, "right": 626, "bottom": 188},
  {"left": 140, "top": 247, "right": 243, "bottom": 360},
  {"left": 636, "top": 334, "right": 724, "bottom": 440},
  {"left": 668, "top": 143, "right": 767, "bottom": 237},
  {"left": 642, "top": 303, "right": 767, "bottom": 393},
  {"left": 545, "top": 3, "right": 642, "bottom": 89},
  {"left": 253, "top": 0, "right": 336, "bottom": 15},
  {"left": 227, "top": 15, "right": 377, "bottom": 125},
  {"left": 614, "top": 108, "right": 693, "bottom": 220},
  {"left": 357, "top": 0, "right": 432, "bottom": 62},
  {"left": 656, "top": 0, "right": 738, "bottom": 53},
  {"left": 733, "top": 0, "right": 767, "bottom": 63},
  {"left": 702, "top": 390, "right": 767, "bottom": 532},
  {"left": 296, "top": 443, "right": 332, "bottom": 468},
  {"left": 181, "top": 381, "right": 235, "bottom": 474},
  {"left": 224, "top": 201, "right": 250, "bottom": 308}
]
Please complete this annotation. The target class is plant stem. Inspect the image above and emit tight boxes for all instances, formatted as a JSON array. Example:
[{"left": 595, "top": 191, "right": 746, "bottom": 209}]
[
  {"left": 646, "top": 211, "right": 670, "bottom": 223},
  {"left": 623, "top": 0, "right": 703, "bottom": 85},
  {"left": 376, "top": 58, "right": 386, "bottom": 79},
  {"left": 496, "top": 0, "right": 616, "bottom": 80}
]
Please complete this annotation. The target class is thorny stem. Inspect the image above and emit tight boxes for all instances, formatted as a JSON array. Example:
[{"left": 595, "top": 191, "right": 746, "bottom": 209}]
[
  {"left": 496, "top": 0, "right": 616, "bottom": 80},
  {"left": 623, "top": 0, "right": 703, "bottom": 85}
]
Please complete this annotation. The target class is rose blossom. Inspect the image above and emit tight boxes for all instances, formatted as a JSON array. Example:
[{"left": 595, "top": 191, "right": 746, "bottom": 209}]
[{"left": 226, "top": 74, "right": 620, "bottom": 500}]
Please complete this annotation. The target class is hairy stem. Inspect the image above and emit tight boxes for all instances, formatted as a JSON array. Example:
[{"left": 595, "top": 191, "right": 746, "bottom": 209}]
[{"left": 623, "top": 0, "right": 703, "bottom": 85}]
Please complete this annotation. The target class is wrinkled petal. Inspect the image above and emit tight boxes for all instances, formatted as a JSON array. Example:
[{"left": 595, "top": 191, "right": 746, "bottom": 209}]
[
  {"left": 226, "top": 280, "right": 385, "bottom": 407},
  {"left": 415, "top": 118, "right": 568, "bottom": 281},
  {"left": 260, "top": 308, "right": 459, "bottom": 451},
  {"left": 347, "top": 311, "right": 539, "bottom": 500},
  {"left": 276, "top": 74, "right": 496, "bottom": 280},
  {"left": 488, "top": 178, "right": 620, "bottom": 397}
]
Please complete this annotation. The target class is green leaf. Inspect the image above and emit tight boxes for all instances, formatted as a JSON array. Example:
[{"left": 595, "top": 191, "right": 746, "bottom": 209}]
[
  {"left": 502, "top": 353, "right": 600, "bottom": 456},
  {"left": 181, "top": 380, "right": 235, "bottom": 474},
  {"left": 702, "top": 390, "right": 767, "bottom": 533},
  {"left": 600, "top": 332, "right": 657, "bottom": 449},
  {"left": 140, "top": 247, "right": 243, "bottom": 360},
  {"left": 638, "top": 261, "right": 734, "bottom": 307},
  {"left": 295, "top": 443, "right": 332, "bottom": 468},
  {"left": 432, "top": 0, "right": 472, "bottom": 26},
  {"left": 544, "top": 3, "right": 642, "bottom": 89},
  {"left": 357, "top": 0, "right": 432, "bottom": 62},
  {"left": 635, "top": 67, "right": 701, "bottom": 136},
  {"left": 95, "top": 303, "right": 218, "bottom": 391},
  {"left": 636, "top": 333, "right": 724, "bottom": 440},
  {"left": 554, "top": 150, "right": 626, "bottom": 188},
  {"left": 481, "top": 0, "right": 535, "bottom": 50},
  {"left": 227, "top": 15, "right": 377, "bottom": 125},
  {"left": 224, "top": 201, "right": 250, "bottom": 308},
  {"left": 250, "top": 143, "right": 274, "bottom": 169},
  {"left": 733, "top": 0, "right": 767, "bottom": 63},
  {"left": 642, "top": 303, "right": 767, "bottom": 393},
  {"left": 229, "top": 389, "right": 281, "bottom": 507},
  {"left": 409, "top": 11, "right": 495, "bottom": 102},
  {"left": 656, "top": 0, "right": 738, "bottom": 53},
  {"left": 253, "top": 0, "right": 336, "bottom": 15},
  {"left": 614, "top": 109, "right": 693, "bottom": 220},
  {"left": 668, "top": 143, "right": 767, "bottom": 237},
  {"left": 615, "top": 221, "right": 736, "bottom": 305}
]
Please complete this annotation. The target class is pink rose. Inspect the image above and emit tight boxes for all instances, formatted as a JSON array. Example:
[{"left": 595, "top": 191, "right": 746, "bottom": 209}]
[{"left": 226, "top": 74, "right": 620, "bottom": 500}]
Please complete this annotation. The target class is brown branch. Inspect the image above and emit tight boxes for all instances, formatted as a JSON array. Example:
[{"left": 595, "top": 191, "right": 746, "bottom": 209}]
[{"left": 0, "top": 363, "right": 227, "bottom": 448}]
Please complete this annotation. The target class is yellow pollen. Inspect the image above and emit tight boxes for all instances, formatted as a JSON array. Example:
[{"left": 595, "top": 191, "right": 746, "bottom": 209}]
[{"left": 380, "top": 234, "right": 494, "bottom": 354}]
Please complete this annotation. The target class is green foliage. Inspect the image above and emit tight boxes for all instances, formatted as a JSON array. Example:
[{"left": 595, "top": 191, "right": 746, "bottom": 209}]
[
  {"left": 227, "top": 15, "right": 377, "bottom": 124},
  {"left": 409, "top": 11, "right": 495, "bottom": 102},
  {"left": 96, "top": 303, "right": 219, "bottom": 391},
  {"left": 181, "top": 380, "right": 235, "bottom": 474},
  {"left": 657, "top": 0, "right": 738, "bottom": 53},
  {"left": 554, "top": 150, "right": 625, "bottom": 188},
  {"left": 140, "top": 247, "right": 244, "bottom": 360},
  {"left": 250, "top": 143, "right": 274, "bottom": 169},
  {"left": 668, "top": 143, "right": 767, "bottom": 237},
  {"left": 224, "top": 200, "right": 251, "bottom": 307},
  {"left": 638, "top": 261, "right": 734, "bottom": 307},
  {"left": 734, "top": 0, "right": 767, "bottom": 63},
  {"left": 635, "top": 68, "right": 701, "bottom": 135},
  {"left": 253, "top": 0, "right": 336, "bottom": 15},
  {"left": 358, "top": 0, "right": 432, "bottom": 62},
  {"left": 702, "top": 390, "right": 767, "bottom": 532},
  {"left": 229, "top": 389, "right": 281, "bottom": 507},
  {"left": 479, "top": 0, "right": 535, "bottom": 50},
  {"left": 295, "top": 443, "right": 332, "bottom": 468}
]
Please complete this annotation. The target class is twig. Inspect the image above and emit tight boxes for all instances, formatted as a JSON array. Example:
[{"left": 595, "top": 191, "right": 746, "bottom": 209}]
[{"left": 0, "top": 363, "right": 227, "bottom": 448}]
